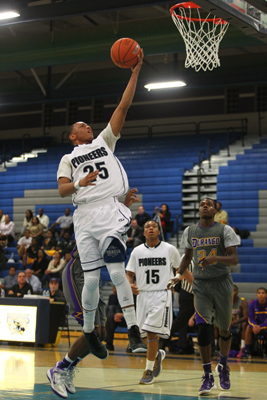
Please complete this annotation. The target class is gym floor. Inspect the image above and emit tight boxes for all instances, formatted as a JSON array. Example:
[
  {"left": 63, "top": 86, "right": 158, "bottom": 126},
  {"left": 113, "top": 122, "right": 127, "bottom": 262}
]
[{"left": 1, "top": 337, "right": 266, "bottom": 400}]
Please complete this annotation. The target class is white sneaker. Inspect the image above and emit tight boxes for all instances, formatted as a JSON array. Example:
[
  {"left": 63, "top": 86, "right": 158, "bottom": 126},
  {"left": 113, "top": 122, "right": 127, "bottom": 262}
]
[
  {"left": 64, "top": 368, "right": 78, "bottom": 394},
  {"left": 47, "top": 367, "right": 68, "bottom": 398}
]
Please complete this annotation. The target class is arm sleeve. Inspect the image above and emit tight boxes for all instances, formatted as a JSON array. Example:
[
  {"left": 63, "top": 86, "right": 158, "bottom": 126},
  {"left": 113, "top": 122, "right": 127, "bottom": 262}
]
[
  {"left": 99, "top": 123, "right": 120, "bottom": 152},
  {"left": 57, "top": 155, "right": 72, "bottom": 181}
]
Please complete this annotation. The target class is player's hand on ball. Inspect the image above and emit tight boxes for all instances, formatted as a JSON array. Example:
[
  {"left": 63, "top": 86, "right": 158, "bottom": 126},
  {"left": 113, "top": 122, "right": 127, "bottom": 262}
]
[
  {"left": 80, "top": 170, "right": 99, "bottom": 187},
  {"left": 131, "top": 49, "right": 144, "bottom": 73}
]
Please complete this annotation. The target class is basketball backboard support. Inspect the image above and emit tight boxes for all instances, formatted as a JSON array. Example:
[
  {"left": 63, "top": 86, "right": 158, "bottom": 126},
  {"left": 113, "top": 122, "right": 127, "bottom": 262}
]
[{"left": 195, "top": 0, "right": 267, "bottom": 42}]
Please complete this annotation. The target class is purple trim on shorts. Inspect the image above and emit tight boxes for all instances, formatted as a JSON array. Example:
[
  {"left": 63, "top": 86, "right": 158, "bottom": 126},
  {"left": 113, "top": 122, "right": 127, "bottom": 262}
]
[{"left": 195, "top": 308, "right": 208, "bottom": 325}]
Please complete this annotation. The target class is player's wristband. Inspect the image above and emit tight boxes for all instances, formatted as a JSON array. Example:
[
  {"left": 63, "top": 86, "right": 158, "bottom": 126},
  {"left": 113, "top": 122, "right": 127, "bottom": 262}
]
[
  {"left": 74, "top": 181, "right": 81, "bottom": 190},
  {"left": 174, "top": 273, "right": 182, "bottom": 281}
]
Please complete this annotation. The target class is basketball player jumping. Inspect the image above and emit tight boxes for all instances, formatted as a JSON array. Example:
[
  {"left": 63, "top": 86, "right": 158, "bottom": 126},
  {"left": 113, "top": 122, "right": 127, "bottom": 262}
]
[
  {"left": 168, "top": 198, "right": 239, "bottom": 396},
  {"left": 126, "top": 220, "right": 181, "bottom": 384},
  {"left": 56, "top": 50, "right": 146, "bottom": 361}
]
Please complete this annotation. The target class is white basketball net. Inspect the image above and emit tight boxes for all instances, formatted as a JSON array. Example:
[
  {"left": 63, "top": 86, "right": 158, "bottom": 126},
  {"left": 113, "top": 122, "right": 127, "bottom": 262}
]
[{"left": 171, "top": 4, "right": 229, "bottom": 72}]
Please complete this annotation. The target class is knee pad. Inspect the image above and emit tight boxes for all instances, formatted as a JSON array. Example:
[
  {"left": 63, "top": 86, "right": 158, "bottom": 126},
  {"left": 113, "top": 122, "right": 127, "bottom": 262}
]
[
  {"left": 198, "top": 323, "right": 212, "bottom": 347},
  {"left": 103, "top": 238, "right": 126, "bottom": 263},
  {"left": 219, "top": 332, "right": 232, "bottom": 341},
  {"left": 109, "top": 268, "right": 126, "bottom": 287},
  {"left": 84, "top": 275, "right": 99, "bottom": 292}
]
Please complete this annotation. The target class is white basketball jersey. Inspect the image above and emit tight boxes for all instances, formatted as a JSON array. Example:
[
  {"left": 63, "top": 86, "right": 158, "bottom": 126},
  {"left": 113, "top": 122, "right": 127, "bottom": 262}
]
[
  {"left": 126, "top": 241, "right": 181, "bottom": 291},
  {"left": 57, "top": 126, "right": 129, "bottom": 205}
]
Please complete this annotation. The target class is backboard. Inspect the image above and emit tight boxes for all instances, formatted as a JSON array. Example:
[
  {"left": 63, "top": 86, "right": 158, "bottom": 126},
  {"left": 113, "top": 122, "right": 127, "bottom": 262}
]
[{"left": 195, "top": 0, "right": 267, "bottom": 42}]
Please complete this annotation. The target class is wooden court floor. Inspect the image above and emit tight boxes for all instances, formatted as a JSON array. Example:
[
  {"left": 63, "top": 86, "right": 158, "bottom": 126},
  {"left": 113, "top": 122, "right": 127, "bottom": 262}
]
[{"left": 0, "top": 336, "right": 266, "bottom": 400}]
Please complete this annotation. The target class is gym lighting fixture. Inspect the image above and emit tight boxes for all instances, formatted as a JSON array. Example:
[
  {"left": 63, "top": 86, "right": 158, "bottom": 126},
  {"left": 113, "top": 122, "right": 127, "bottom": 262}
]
[
  {"left": 0, "top": 10, "right": 20, "bottom": 20},
  {"left": 144, "top": 81, "right": 186, "bottom": 91}
]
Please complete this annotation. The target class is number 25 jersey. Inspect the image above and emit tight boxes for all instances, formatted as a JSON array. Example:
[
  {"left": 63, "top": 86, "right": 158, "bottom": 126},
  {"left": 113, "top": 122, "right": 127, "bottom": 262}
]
[
  {"left": 126, "top": 241, "right": 181, "bottom": 292},
  {"left": 57, "top": 123, "right": 129, "bottom": 205}
]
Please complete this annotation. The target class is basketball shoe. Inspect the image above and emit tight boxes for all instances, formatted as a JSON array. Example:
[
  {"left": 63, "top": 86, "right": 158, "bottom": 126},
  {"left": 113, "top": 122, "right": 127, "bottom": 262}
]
[
  {"left": 152, "top": 349, "right": 166, "bottom": 378},
  {"left": 47, "top": 367, "right": 68, "bottom": 398},
  {"left": 83, "top": 330, "right": 109, "bottom": 359},
  {"left": 55, "top": 362, "right": 77, "bottom": 395},
  {"left": 215, "top": 363, "right": 231, "bottom": 390},
  {"left": 198, "top": 373, "right": 216, "bottom": 395},
  {"left": 139, "top": 370, "right": 154, "bottom": 385},
  {"left": 128, "top": 325, "right": 147, "bottom": 353}
]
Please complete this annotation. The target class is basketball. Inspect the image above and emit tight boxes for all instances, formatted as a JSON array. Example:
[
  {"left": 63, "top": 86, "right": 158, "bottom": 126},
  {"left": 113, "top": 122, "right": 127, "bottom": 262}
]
[{"left": 110, "top": 38, "right": 141, "bottom": 69}]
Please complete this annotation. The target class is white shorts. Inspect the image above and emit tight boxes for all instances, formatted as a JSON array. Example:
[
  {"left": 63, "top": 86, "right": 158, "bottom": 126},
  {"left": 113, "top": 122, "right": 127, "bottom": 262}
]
[
  {"left": 73, "top": 197, "right": 131, "bottom": 271},
  {"left": 137, "top": 290, "right": 173, "bottom": 339}
]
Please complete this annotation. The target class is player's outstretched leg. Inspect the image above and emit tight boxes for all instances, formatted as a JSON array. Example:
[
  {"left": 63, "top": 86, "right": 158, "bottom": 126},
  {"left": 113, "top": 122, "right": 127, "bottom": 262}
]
[{"left": 47, "top": 367, "right": 68, "bottom": 399}]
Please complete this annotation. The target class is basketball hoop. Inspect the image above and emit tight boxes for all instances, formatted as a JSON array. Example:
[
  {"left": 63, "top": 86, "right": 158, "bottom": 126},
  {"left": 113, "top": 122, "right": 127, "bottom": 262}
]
[{"left": 170, "top": 2, "right": 229, "bottom": 72}]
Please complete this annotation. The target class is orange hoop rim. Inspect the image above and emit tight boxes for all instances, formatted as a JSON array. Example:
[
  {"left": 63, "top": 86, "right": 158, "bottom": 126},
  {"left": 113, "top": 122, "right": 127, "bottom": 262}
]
[{"left": 170, "top": 2, "right": 228, "bottom": 25}]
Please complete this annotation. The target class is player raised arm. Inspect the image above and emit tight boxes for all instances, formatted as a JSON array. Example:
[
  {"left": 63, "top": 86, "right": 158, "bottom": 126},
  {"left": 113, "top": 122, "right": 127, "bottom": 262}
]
[{"left": 110, "top": 50, "right": 144, "bottom": 137}]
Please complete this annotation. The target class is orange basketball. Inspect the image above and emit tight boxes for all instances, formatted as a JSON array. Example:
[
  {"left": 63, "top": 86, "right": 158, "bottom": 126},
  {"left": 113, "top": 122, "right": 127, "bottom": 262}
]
[{"left": 110, "top": 38, "right": 141, "bottom": 69}]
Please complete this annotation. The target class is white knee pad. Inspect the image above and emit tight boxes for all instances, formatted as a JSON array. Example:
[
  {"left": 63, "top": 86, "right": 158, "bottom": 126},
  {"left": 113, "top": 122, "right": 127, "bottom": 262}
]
[
  {"left": 107, "top": 263, "right": 134, "bottom": 308},
  {"left": 82, "top": 271, "right": 100, "bottom": 310}
]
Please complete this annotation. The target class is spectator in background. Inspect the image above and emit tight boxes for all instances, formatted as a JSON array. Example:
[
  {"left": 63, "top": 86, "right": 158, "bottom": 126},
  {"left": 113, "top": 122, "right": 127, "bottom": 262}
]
[
  {"left": 241, "top": 287, "right": 267, "bottom": 359},
  {"left": 17, "top": 229, "right": 32, "bottom": 265},
  {"left": 105, "top": 286, "right": 127, "bottom": 351},
  {"left": 37, "top": 208, "right": 50, "bottom": 232},
  {"left": 153, "top": 203, "right": 172, "bottom": 240},
  {"left": 20, "top": 209, "right": 33, "bottom": 236},
  {"left": 48, "top": 278, "right": 66, "bottom": 303},
  {"left": 0, "top": 215, "right": 15, "bottom": 245},
  {"left": 214, "top": 201, "right": 228, "bottom": 225},
  {"left": 0, "top": 209, "right": 5, "bottom": 224},
  {"left": 31, "top": 249, "right": 49, "bottom": 280},
  {"left": 0, "top": 244, "right": 7, "bottom": 270},
  {"left": 56, "top": 231, "right": 76, "bottom": 255},
  {"left": 49, "top": 208, "right": 73, "bottom": 238},
  {"left": 25, "top": 268, "right": 42, "bottom": 293},
  {"left": 231, "top": 284, "right": 248, "bottom": 358},
  {"left": 126, "top": 219, "right": 144, "bottom": 249},
  {"left": 135, "top": 206, "right": 151, "bottom": 228},
  {"left": 29, "top": 216, "right": 44, "bottom": 245},
  {"left": 26, "top": 237, "right": 40, "bottom": 266},
  {"left": 8, "top": 271, "right": 33, "bottom": 297},
  {"left": 41, "top": 250, "right": 65, "bottom": 287},
  {"left": 0, "top": 266, "right": 17, "bottom": 294},
  {"left": 61, "top": 250, "right": 72, "bottom": 271},
  {"left": 42, "top": 229, "right": 57, "bottom": 256}
]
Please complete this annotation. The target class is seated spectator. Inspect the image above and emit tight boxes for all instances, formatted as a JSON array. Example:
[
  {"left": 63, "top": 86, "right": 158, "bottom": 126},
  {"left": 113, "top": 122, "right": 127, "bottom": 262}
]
[
  {"left": 41, "top": 250, "right": 65, "bottom": 287},
  {"left": 214, "top": 201, "right": 228, "bottom": 224},
  {"left": 31, "top": 249, "right": 50, "bottom": 280},
  {"left": 25, "top": 268, "right": 42, "bottom": 294},
  {"left": 231, "top": 284, "right": 248, "bottom": 358},
  {"left": 134, "top": 206, "right": 151, "bottom": 228},
  {"left": 8, "top": 271, "right": 33, "bottom": 297},
  {"left": 105, "top": 286, "right": 126, "bottom": 351},
  {"left": 153, "top": 203, "right": 172, "bottom": 240},
  {"left": 0, "top": 266, "right": 17, "bottom": 294},
  {"left": 0, "top": 244, "right": 7, "bottom": 270},
  {"left": 242, "top": 287, "right": 267, "bottom": 359},
  {"left": 0, "top": 209, "right": 5, "bottom": 224},
  {"left": 126, "top": 219, "right": 144, "bottom": 248},
  {"left": 42, "top": 229, "right": 57, "bottom": 256},
  {"left": 20, "top": 209, "right": 33, "bottom": 236},
  {"left": 0, "top": 215, "right": 15, "bottom": 246},
  {"left": 49, "top": 208, "right": 73, "bottom": 238},
  {"left": 17, "top": 229, "right": 32, "bottom": 266},
  {"left": 26, "top": 237, "right": 40, "bottom": 266},
  {"left": 61, "top": 250, "right": 72, "bottom": 272},
  {"left": 36, "top": 208, "right": 50, "bottom": 232},
  {"left": 56, "top": 231, "right": 75, "bottom": 255},
  {"left": 48, "top": 277, "right": 66, "bottom": 303},
  {"left": 29, "top": 216, "right": 44, "bottom": 245}
]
